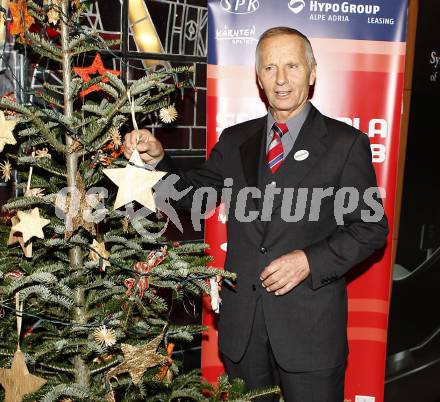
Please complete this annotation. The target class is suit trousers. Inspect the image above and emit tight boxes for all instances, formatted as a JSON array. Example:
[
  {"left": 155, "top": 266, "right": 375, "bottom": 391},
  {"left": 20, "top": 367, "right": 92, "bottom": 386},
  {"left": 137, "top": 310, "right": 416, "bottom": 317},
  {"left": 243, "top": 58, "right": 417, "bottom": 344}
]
[{"left": 221, "top": 295, "right": 345, "bottom": 402}]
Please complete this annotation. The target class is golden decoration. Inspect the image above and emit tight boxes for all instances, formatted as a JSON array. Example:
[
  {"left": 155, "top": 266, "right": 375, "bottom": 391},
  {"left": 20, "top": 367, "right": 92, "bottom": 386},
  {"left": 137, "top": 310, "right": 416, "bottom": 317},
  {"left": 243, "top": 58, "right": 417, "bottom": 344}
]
[
  {"left": 105, "top": 332, "right": 171, "bottom": 385},
  {"left": 46, "top": 8, "right": 59, "bottom": 25},
  {"left": 24, "top": 187, "right": 45, "bottom": 198},
  {"left": 58, "top": 173, "right": 98, "bottom": 239},
  {"left": 103, "top": 150, "right": 166, "bottom": 211},
  {"left": 110, "top": 128, "right": 122, "bottom": 149},
  {"left": 0, "top": 110, "right": 17, "bottom": 153},
  {"left": 93, "top": 326, "right": 117, "bottom": 347},
  {"left": 0, "top": 160, "right": 12, "bottom": 182},
  {"left": 68, "top": 140, "right": 82, "bottom": 154},
  {"left": 0, "top": 349, "right": 47, "bottom": 402},
  {"left": 7, "top": 216, "right": 32, "bottom": 258},
  {"left": 89, "top": 239, "right": 111, "bottom": 272},
  {"left": 11, "top": 208, "right": 50, "bottom": 243},
  {"left": 35, "top": 148, "right": 51, "bottom": 159},
  {"left": 159, "top": 105, "right": 178, "bottom": 124}
]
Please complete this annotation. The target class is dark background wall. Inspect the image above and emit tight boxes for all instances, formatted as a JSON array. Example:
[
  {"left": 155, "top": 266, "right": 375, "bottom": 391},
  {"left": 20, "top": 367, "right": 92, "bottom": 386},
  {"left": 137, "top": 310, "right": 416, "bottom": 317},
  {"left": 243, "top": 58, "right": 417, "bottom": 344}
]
[{"left": 385, "top": 1, "right": 440, "bottom": 401}]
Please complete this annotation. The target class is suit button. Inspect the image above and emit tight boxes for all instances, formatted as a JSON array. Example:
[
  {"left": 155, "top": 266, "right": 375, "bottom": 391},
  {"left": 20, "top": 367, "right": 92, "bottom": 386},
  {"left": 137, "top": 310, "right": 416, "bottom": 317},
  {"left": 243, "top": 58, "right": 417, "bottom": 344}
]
[
  {"left": 260, "top": 247, "right": 267, "bottom": 254},
  {"left": 252, "top": 284, "right": 257, "bottom": 291}
]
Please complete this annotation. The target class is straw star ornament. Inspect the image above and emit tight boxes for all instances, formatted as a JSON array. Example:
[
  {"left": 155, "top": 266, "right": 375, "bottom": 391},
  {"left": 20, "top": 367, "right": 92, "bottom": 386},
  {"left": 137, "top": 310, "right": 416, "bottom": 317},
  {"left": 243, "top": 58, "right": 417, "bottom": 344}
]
[
  {"left": 103, "top": 149, "right": 166, "bottom": 211},
  {"left": 11, "top": 208, "right": 50, "bottom": 243}
]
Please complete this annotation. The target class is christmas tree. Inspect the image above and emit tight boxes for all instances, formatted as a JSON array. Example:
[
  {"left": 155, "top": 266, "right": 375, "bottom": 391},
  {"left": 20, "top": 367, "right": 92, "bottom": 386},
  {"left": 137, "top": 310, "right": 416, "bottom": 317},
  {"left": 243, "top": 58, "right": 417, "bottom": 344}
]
[{"left": 0, "top": 1, "right": 281, "bottom": 400}]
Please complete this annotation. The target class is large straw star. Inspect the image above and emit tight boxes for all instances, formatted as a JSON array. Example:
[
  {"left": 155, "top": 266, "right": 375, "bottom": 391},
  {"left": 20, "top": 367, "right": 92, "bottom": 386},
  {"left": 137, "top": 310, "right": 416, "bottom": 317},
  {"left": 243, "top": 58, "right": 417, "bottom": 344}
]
[
  {"left": 73, "top": 53, "right": 120, "bottom": 97},
  {"left": 11, "top": 208, "right": 50, "bottom": 243},
  {"left": 105, "top": 333, "right": 171, "bottom": 385},
  {"left": 103, "top": 150, "right": 166, "bottom": 211},
  {"left": 0, "top": 111, "right": 17, "bottom": 153},
  {"left": 0, "top": 349, "right": 46, "bottom": 402}
]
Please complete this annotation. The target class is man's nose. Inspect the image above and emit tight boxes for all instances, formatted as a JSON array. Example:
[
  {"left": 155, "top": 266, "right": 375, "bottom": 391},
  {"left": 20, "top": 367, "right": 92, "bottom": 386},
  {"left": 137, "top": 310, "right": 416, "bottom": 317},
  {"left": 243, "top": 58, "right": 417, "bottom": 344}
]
[{"left": 276, "top": 68, "right": 288, "bottom": 85}]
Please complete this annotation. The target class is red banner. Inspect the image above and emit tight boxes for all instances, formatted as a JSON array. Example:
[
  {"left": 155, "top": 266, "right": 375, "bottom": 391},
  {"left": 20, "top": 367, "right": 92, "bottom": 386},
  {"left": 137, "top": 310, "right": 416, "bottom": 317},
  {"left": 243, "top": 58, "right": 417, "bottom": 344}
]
[{"left": 202, "top": 2, "right": 407, "bottom": 401}]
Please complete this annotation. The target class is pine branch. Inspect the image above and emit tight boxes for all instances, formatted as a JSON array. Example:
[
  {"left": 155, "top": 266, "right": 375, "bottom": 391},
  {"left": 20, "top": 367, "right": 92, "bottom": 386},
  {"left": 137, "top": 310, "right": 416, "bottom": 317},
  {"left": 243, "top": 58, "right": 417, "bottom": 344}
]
[
  {"left": 25, "top": 32, "right": 63, "bottom": 62},
  {"left": 17, "top": 155, "right": 67, "bottom": 177}
]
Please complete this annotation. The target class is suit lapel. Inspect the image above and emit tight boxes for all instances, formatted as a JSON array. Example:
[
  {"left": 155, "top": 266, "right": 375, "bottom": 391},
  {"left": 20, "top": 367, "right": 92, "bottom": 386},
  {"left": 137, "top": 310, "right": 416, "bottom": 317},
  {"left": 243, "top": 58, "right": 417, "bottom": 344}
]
[{"left": 239, "top": 116, "right": 267, "bottom": 190}]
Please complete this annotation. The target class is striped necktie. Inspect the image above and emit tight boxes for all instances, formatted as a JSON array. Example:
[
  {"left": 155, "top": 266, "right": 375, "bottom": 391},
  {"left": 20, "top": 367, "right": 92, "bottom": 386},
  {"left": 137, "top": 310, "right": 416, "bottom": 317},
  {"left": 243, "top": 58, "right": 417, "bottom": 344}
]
[{"left": 267, "top": 122, "right": 288, "bottom": 173}]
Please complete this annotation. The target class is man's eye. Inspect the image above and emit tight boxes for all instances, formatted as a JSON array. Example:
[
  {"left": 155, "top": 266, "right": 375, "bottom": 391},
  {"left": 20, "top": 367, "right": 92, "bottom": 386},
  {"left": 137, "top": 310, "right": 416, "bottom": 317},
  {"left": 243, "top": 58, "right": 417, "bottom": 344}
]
[
  {"left": 265, "top": 66, "right": 274, "bottom": 71},
  {"left": 289, "top": 64, "right": 298, "bottom": 69}
]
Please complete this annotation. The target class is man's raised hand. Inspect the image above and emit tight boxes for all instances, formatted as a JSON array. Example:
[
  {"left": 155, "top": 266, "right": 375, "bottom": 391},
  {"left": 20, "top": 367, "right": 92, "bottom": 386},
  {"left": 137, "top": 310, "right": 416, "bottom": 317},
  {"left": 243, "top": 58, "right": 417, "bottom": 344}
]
[{"left": 123, "top": 128, "right": 165, "bottom": 164}]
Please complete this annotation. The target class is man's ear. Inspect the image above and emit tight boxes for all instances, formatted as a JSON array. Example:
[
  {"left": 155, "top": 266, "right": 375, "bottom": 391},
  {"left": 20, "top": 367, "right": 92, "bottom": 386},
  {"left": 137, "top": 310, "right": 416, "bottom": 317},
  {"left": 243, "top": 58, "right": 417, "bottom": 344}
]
[
  {"left": 257, "top": 74, "right": 263, "bottom": 89},
  {"left": 309, "top": 64, "right": 317, "bottom": 86}
]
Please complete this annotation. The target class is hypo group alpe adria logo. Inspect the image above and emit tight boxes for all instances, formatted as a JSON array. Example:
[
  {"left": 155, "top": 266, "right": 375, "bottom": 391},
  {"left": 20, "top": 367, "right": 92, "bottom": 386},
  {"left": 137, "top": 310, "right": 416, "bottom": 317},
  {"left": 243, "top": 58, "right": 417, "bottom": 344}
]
[{"left": 288, "top": 0, "right": 306, "bottom": 14}]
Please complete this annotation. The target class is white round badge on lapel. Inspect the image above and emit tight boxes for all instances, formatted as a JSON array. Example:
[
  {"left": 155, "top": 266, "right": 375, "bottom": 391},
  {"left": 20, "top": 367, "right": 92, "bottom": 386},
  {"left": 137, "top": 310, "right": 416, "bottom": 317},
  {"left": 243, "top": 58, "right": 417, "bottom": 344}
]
[{"left": 294, "top": 150, "right": 309, "bottom": 161}]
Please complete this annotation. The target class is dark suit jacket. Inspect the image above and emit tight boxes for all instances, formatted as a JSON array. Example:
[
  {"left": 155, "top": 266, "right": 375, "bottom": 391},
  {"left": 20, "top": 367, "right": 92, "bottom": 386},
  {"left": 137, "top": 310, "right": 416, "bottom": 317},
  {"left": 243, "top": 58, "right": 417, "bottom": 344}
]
[{"left": 157, "top": 104, "right": 388, "bottom": 372}]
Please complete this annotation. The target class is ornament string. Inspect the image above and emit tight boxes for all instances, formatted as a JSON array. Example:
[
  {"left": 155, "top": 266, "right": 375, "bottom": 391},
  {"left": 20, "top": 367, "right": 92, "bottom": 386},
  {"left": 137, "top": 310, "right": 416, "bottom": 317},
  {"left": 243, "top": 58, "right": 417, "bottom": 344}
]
[
  {"left": 15, "top": 292, "right": 23, "bottom": 349},
  {"left": 126, "top": 88, "right": 154, "bottom": 171},
  {"left": 25, "top": 150, "right": 35, "bottom": 193}
]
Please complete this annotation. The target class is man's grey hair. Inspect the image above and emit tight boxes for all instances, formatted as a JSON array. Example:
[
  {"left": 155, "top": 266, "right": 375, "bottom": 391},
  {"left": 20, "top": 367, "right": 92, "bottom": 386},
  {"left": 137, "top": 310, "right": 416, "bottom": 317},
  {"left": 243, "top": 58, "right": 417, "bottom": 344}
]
[{"left": 255, "top": 27, "right": 317, "bottom": 71}]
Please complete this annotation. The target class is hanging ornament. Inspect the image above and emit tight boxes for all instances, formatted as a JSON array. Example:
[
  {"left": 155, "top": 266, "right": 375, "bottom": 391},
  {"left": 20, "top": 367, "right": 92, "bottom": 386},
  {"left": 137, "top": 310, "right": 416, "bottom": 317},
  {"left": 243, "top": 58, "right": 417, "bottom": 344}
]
[
  {"left": 110, "top": 128, "right": 122, "bottom": 149},
  {"left": 56, "top": 173, "right": 99, "bottom": 239},
  {"left": 68, "top": 139, "right": 83, "bottom": 154},
  {"left": 145, "top": 247, "right": 168, "bottom": 268},
  {"left": 46, "top": 8, "right": 59, "bottom": 25},
  {"left": 0, "top": 160, "right": 12, "bottom": 182},
  {"left": 0, "top": 111, "right": 17, "bottom": 153},
  {"left": 155, "top": 342, "right": 175, "bottom": 381},
  {"left": 35, "top": 148, "right": 51, "bottom": 159},
  {"left": 159, "top": 105, "right": 178, "bottom": 124},
  {"left": 0, "top": 294, "right": 47, "bottom": 402},
  {"left": 209, "top": 276, "right": 222, "bottom": 314},
  {"left": 93, "top": 326, "right": 117, "bottom": 347},
  {"left": 105, "top": 332, "right": 172, "bottom": 385},
  {"left": 73, "top": 53, "right": 120, "bottom": 97},
  {"left": 103, "top": 149, "right": 166, "bottom": 212},
  {"left": 24, "top": 187, "right": 45, "bottom": 198},
  {"left": 0, "top": 350, "right": 47, "bottom": 402},
  {"left": 96, "top": 142, "right": 124, "bottom": 167},
  {"left": 9, "top": 0, "right": 35, "bottom": 41},
  {"left": 89, "top": 239, "right": 111, "bottom": 272},
  {"left": 11, "top": 208, "right": 50, "bottom": 243},
  {"left": 7, "top": 216, "right": 32, "bottom": 258}
]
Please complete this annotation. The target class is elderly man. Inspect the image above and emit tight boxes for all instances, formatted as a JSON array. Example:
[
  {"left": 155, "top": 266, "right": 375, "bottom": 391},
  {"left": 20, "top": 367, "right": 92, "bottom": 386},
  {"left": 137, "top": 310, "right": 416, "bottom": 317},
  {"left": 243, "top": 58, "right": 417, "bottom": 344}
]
[{"left": 124, "top": 27, "right": 388, "bottom": 402}]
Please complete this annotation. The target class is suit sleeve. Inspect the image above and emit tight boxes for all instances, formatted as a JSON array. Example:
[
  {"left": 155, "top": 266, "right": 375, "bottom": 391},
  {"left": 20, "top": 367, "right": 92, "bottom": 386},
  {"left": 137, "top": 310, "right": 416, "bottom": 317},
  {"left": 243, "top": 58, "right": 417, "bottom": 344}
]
[
  {"left": 303, "top": 133, "right": 389, "bottom": 290},
  {"left": 154, "top": 128, "right": 227, "bottom": 210}
]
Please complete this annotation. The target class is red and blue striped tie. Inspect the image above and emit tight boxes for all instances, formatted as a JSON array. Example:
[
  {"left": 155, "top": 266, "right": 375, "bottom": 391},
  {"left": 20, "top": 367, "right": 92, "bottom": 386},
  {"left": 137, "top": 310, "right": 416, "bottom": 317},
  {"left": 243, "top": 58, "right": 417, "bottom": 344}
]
[{"left": 267, "top": 122, "right": 288, "bottom": 173}]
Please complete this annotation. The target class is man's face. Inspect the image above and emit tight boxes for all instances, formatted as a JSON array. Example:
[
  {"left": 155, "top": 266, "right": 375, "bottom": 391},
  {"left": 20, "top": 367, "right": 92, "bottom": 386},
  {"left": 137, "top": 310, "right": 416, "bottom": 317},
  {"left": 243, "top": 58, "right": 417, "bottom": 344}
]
[{"left": 257, "top": 34, "right": 316, "bottom": 120}]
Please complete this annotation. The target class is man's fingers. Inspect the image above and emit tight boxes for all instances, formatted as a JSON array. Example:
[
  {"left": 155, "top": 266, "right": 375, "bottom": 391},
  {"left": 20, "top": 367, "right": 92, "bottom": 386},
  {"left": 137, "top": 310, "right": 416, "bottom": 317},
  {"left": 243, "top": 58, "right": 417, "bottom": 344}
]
[
  {"left": 273, "top": 282, "right": 296, "bottom": 296},
  {"left": 136, "top": 141, "right": 151, "bottom": 153},
  {"left": 262, "top": 269, "right": 283, "bottom": 288},
  {"left": 260, "top": 260, "right": 281, "bottom": 280},
  {"left": 265, "top": 277, "right": 288, "bottom": 292}
]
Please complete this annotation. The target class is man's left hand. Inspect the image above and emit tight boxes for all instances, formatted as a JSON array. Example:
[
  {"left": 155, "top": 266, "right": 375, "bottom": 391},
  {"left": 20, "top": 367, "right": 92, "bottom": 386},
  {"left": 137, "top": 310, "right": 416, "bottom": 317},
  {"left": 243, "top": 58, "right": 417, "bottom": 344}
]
[{"left": 260, "top": 250, "right": 310, "bottom": 296}]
